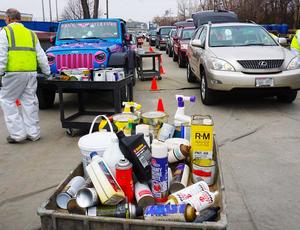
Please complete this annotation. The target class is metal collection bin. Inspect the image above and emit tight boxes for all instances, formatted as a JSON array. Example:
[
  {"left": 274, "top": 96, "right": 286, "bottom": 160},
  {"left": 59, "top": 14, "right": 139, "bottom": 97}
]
[{"left": 37, "top": 140, "right": 227, "bottom": 230}]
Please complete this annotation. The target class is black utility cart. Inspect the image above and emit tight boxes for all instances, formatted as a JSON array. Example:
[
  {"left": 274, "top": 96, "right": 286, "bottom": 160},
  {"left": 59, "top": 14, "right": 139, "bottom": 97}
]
[{"left": 136, "top": 52, "right": 162, "bottom": 80}]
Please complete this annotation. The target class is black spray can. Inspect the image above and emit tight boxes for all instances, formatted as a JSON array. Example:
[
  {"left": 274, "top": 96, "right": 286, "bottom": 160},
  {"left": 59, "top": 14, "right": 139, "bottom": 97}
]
[{"left": 117, "top": 131, "right": 152, "bottom": 183}]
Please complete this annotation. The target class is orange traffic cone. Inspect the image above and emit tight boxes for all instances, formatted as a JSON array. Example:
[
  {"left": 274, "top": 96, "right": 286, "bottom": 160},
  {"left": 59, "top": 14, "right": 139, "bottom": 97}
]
[
  {"left": 150, "top": 77, "right": 158, "bottom": 91},
  {"left": 16, "top": 99, "right": 21, "bottom": 107},
  {"left": 149, "top": 47, "right": 154, "bottom": 52},
  {"left": 157, "top": 98, "right": 165, "bottom": 112},
  {"left": 159, "top": 65, "right": 166, "bottom": 75}
]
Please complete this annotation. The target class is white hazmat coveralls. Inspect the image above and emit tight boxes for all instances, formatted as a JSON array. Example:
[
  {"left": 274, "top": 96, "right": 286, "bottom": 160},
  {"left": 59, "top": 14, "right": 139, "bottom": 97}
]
[{"left": 0, "top": 24, "right": 50, "bottom": 141}]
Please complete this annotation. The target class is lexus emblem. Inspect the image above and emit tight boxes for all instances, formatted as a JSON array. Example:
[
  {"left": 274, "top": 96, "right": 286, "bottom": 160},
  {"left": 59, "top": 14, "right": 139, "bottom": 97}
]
[{"left": 258, "top": 61, "right": 268, "bottom": 68}]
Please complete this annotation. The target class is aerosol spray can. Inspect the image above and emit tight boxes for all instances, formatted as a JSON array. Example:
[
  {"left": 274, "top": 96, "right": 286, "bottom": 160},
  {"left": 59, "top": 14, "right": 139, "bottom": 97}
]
[
  {"left": 185, "top": 190, "right": 219, "bottom": 212},
  {"left": 67, "top": 198, "right": 86, "bottom": 215},
  {"left": 76, "top": 187, "right": 100, "bottom": 208},
  {"left": 151, "top": 140, "right": 168, "bottom": 203},
  {"left": 134, "top": 181, "right": 155, "bottom": 207},
  {"left": 56, "top": 176, "right": 86, "bottom": 209},
  {"left": 116, "top": 158, "right": 134, "bottom": 203},
  {"left": 144, "top": 204, "right": 196, "bottom": 222},
  {"left": 86, "top": 203, "right": 143, "bottom": 219},
  {"left": 169, "top": 163, "right": 190, "bottom": 194},
  {"left": 167, "top": 181, "right": 209, "bottom": 204}
]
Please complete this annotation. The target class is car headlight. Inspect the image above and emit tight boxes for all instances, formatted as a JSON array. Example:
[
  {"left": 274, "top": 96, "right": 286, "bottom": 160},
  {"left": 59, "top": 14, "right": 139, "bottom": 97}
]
[
  {"left": 94, "top": 51, "right": 106, "bottom": 64},
  {"left": 207, "top": 58, "right": 235, "bottom": 71},
  {"left": 47, "top": 53, "right": 55, "bottom": 65},
  {"left": 181, "top": 44, "right": 188, "bottom": 50},
  {"left": 287, "top": 57, "right": 300, "bottom": 70}
]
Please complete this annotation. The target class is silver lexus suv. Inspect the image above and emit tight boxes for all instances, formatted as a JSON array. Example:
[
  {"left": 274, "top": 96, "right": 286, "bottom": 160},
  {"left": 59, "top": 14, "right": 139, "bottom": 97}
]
[{"left": 187, "top": 22, "right": 300, "bottom": 105}]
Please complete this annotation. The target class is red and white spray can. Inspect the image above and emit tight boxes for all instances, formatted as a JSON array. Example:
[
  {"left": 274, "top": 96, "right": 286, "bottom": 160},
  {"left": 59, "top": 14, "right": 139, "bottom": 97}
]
[
  {"left": 116, "top": 158, "right": 134, "bottom": 202},
  {"left": 185, "top": 190, "right": 218, "bottom": 212}
]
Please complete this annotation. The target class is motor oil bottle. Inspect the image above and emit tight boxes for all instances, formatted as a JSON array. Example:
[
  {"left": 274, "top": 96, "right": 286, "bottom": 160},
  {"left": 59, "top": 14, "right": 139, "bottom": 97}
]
[
  {"left": 117, "top": 131, "right": 152, "bottom": 183},
  {"left": 86, "top": 152, "right": 125, "bottom": 205},
  {"left": 151, "top": 140, "right": 168, "bottom": 203}
]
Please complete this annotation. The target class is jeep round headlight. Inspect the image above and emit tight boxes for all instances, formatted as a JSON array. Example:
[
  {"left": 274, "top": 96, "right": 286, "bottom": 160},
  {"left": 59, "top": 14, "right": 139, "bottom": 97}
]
[
  {"left": 47, "top": 53, "right": 55, "bottom": 65},
  {"left": 94, "top": 52, "right": 106, "bottom": 64}
]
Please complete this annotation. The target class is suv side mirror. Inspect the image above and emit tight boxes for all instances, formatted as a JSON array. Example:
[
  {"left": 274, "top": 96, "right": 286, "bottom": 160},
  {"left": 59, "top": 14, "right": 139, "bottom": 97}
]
[
  {"left": 156, "top": 31, "right": 159, "bottom": 35},
  {"left": 50, "top": 35, "right": 56, "bottom": 45},
  {"left": 278, "top": 37, "right": 287, "bottom": 45},
  {"left": 191, "top": 39, "right": 203, "bottom": 48},
  {"left": 125, "top": 34, "right": 132, "bottom": 42}
]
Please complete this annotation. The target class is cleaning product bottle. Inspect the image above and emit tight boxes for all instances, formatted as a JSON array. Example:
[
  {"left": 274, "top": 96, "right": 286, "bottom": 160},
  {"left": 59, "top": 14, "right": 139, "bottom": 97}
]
[
  {"left": 135, "top": 124, "right": 152, "bottom": 146},
  {"left": 174, "top": 95, "right": 196, "bottom": 124},
  {"left": 117, "top": 131, "right": 152, "bottom": 183},
  {"left": 151, "top": 140, "right": 168, "bottom": 203},
  {"left": 86, "top": 152, "right": 125, "bottom": 205}
]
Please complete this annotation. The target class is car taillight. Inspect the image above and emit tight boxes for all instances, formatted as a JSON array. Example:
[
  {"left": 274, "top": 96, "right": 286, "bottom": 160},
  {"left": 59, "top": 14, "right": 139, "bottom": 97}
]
[
  {"left": 94, "top": 51, "right": 106, "bottom": 64},
  {"left": 47, "top": 53, "right": 55, "bottom": 65}
]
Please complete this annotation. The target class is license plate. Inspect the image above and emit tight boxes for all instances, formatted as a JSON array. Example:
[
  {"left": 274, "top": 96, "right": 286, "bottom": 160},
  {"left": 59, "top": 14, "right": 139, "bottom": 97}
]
[{"left": 255, "top": 78, "right": 274, "bottom": 87}]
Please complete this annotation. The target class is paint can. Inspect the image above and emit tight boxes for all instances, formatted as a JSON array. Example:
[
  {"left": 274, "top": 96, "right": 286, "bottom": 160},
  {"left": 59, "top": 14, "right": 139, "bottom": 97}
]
[
  {"left": 168, "top": 144, "right": 191, "bottom": 163},
  {"left": 115, "top": 158, "right": 134, "bottom": 203},
  {"left": 86, "top": 203, "right": 143, "bottom": 218},
  {"left": 190, "top": 115, "right": 214, "bottom": 161},
  {"left": 167, "top": 181, "right": 209, "bottom": 204},
  {"left": 151, "top": 140, "right": 169, "bottom": 203},
  {"left": 185, "top": 190, "right": 219, "bottom": 212},
  {"left": 93, "top": 69, "right": 106, "bottom": 81},
  {"left": 144, "top": 204, "right": 196, "bottom": 222},
  {"left": 157, "top": 123, "right": 176, "bottom": 142},
  {"left": 76, "top": 187, "right": 100, "bottom": 208},
  {"left": 56, "top": 176, "right": 85, "bottom": 209},
  {"left": 112, "top": 113, "right": 139, "bottom": 135},
  {"left": 66, "top": 198, "right": 86, "bottom": 215},
  {"left": 134, "top": 182, "right": 155, "bottom": 207},
  {"left": 169, "top": 163, "right": 190, "bottom": 194},
  {"left": 141, "top": 111, "right": 168, "bottom": 138},
  {"left": 192, "top": 159, "right": 216, "bottom": 186}
]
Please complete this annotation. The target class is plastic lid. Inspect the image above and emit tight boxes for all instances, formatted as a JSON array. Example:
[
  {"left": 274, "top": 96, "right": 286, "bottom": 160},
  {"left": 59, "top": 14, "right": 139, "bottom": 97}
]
[
  {"left": 203, "top": 118, "right": 213, "bottom": 125},
  {"left": 190, "top": 96, "right": 196, "bottom": 102},
  {"left": 177, "top": 97, "right": 184, "bottom": 107},
  {"left": 151, "top": 140, "right": 168, "bottom": 158},
  {"left": 136, "top": 124, "right": 150, "bottom": 135},
  {"left": 90, "top": 151, "right": 98, "bottom": 159}
]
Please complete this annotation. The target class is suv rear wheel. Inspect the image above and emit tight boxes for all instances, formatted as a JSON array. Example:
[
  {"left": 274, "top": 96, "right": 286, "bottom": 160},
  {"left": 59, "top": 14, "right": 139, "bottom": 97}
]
[
  {"left": 200, "top": 69, "right": 218, "bottom": 105},
  {"left": 178, "top": 53, "right": 186, "bottom": 68},
  {"left": 187, "top": 63, "right": 197, "bottom": 83},
  {"left": 173, "top": 51, "right": 178, "bottom": 62},
  {"left": 277, "top": 90, "right": 297, "bottom": 103}
]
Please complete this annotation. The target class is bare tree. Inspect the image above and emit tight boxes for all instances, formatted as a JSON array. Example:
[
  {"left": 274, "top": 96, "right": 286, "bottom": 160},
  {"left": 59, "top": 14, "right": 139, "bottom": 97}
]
[
  {"left": 61, "top": 0, "right": 103, "bottom": 20},
  {"left": 81, "top": 0, "right": 91, "bottom": 18},
  {"left": 93, "top": 0, "right": 100, "bottom": 18}
]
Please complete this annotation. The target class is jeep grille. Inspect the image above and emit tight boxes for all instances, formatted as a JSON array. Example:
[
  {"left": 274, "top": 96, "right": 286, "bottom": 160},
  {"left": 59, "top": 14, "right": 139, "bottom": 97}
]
[
  {"left": 237, "top": 59, "right": 284, "bottom": 69},
  {"left": 56, "top": 53, "right": 93, "bottom": 70}
]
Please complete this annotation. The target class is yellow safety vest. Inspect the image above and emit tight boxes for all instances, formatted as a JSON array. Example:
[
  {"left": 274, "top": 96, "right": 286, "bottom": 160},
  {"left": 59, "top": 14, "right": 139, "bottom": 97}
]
[
  {"left": 3, "top": 23, "right": 37, "bottom": 72},
  {"left": 291, "top": 30, "right": 300, "bottom": 52}
]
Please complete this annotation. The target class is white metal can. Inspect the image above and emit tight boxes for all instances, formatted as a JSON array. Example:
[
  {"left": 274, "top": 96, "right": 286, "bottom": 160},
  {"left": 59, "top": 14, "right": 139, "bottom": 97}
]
[
  {"left": 158, "top": 123, "right": 176, "bottom": 142},
  {"left": 76, "top": 187, "right": 100, "bottom": 208},
  {"left": 56, "top": 176, "right": 86, "bottom": 209},
  {"left": 185, "top": 190, "right": 219, "bottom": 212},
  {"left": 135, "top": 182, "right": 155, "bottom": 207},
  {"left": 192, "top": 159, "right": 216, "bottom": 186}
]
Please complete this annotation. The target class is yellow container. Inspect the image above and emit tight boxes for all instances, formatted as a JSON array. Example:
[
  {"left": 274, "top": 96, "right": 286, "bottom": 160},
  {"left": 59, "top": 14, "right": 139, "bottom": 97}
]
[{"left": 190, "top": 115, "right": 214, "bottom": 161}]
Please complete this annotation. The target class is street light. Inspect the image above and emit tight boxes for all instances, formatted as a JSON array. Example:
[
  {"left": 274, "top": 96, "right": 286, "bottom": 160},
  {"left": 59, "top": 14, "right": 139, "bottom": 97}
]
[
  {"left": 48, "top": 0, "right": 52, "bottom": 22},
  {"left": 41, "top": 0, "right": 45, "bottom": 21}
]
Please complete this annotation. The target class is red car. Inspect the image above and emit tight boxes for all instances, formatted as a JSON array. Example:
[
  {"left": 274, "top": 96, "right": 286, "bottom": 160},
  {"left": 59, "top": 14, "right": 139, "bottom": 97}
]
[{"left": 173, "top": 27, "right": 195, "bottom": 68}]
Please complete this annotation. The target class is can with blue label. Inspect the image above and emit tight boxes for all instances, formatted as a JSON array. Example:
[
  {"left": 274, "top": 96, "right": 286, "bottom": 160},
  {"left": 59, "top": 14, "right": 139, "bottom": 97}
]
[
  {"left": 151, "top": 140, "right": 168, "bottom": 203},
  {"left": 144, "top": 204, "right": 196, "bottom": 222}
]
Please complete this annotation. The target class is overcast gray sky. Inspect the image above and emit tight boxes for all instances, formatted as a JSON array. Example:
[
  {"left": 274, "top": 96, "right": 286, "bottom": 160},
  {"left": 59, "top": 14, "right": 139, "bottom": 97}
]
[{"left": 0, "top": 0, "right": 178, "bottom": 22}]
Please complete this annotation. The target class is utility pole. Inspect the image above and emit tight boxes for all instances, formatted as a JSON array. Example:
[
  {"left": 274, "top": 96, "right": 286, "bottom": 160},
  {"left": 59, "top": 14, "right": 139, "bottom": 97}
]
[
  {"left": 41, "top": 0, "right": 45, "bottom": 21},
  {"left": 49, "top": 0, "right": 52, "bottom": 22},
  {"left": 106, "top": 0, "right": 109, "bottom": 19},
  {"left": 55, "top": 0, "right": 58, "bottom": 21}
]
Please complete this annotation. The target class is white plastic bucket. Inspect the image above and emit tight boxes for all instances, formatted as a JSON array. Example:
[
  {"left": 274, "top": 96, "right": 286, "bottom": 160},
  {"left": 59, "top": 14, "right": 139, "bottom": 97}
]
[{"left": 78, "top": 115, "right": 121, "bottom": 176}]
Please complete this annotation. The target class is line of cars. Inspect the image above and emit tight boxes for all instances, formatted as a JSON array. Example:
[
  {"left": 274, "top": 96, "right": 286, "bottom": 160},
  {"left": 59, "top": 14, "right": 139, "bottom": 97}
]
[{"left": 150, "top": 11, "right": 300, "bottom": 105}]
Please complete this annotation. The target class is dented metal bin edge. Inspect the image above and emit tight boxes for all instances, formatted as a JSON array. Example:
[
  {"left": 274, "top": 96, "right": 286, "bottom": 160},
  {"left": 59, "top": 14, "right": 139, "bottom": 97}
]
[{"left": 37, "top": 140, "right": 227, "bottom": 230}]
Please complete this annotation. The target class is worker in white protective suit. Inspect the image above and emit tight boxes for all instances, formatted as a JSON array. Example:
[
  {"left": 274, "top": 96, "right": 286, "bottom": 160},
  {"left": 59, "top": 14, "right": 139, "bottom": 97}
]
[{"left": 0, "top": 8, "right": 50, "bottom": 143}]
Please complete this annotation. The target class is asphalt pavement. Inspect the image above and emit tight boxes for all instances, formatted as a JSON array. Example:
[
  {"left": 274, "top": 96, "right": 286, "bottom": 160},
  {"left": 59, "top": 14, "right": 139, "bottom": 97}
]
[{"left": 0, "top": 43, "right": 300, "bottom": 230}]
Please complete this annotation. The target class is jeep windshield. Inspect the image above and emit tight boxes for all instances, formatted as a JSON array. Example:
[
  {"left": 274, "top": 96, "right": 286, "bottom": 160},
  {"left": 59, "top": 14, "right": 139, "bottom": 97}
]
[
  {"left": 209, "top": 25, "right": 277, "bottom": 47},
  {"left": 59, "top": 21, "right": 119, "bottom": 40}
]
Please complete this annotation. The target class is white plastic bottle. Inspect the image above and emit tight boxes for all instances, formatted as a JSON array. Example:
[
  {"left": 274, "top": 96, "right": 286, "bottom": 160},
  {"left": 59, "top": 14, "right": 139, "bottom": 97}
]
[
  {"left": 151, "top": 140, "right": 168, "bottom": 203},
  {"left": 135, "top": 124, "right": 151, "bottom": 146}
]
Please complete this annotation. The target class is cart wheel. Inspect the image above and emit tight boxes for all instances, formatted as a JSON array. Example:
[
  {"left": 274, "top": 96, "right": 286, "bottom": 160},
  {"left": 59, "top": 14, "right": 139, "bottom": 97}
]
[
  {"left": 66, "top": 128, "right": 76, "bottom": 137},
  {"left": 158, "top": 76, "right": 162, "bottom": 80}
]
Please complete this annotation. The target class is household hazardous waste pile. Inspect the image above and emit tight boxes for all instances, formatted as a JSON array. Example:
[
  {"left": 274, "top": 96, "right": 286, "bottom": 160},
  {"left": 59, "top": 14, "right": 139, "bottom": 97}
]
[{"left": 55, "top": 96, "right": 221, "bottom": 223}]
